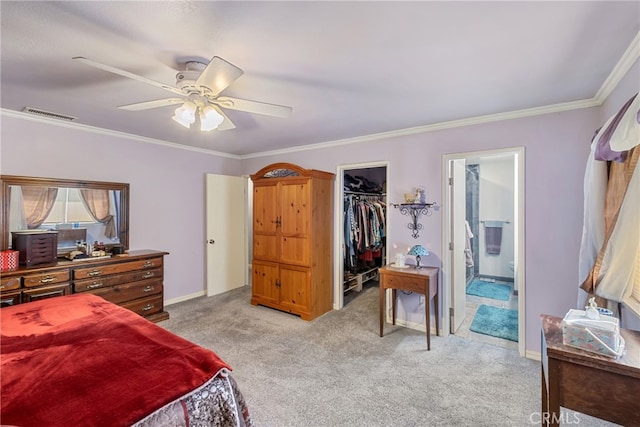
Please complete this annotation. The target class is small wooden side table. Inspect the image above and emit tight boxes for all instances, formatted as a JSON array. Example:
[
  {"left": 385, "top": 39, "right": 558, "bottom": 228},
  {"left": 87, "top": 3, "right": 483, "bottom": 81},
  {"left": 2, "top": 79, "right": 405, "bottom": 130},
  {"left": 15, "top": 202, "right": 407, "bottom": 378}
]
[
  {"left": 379, "top": 265, "right": 439, "bottom": 350},
  {"left": 540, "top": 314, "right": 640, "bottom": 426}
]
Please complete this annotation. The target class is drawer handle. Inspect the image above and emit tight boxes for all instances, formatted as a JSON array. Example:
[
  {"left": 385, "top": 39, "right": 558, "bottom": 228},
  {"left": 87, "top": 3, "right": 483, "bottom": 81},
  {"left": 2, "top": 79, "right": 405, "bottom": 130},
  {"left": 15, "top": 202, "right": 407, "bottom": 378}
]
[
  {"left": 142, "top": 272, "right": 155, "bottom": 279},
  {"left": 0, "top": 285, "right": 5, "bottom": 290},
  {"left": 0, "top": 298, "right": 17, "bottom": 306},
  {"left": 88, "top": 269, "right": 103, "bottom": 277},
  {"left": 142, "top": 261, "right": 154, "bottom": 268},
  {"left": 141, "top": 304, "right": 154, "bottom": 312},
  {"left": 86, "top": 283, "right": 103, "bottom": 289},
  {"left": 143, "top": 285, "right": 155, "bottom": 293},
  {"left": 39, "top": 276, "right": 56, "bottom": 284}
]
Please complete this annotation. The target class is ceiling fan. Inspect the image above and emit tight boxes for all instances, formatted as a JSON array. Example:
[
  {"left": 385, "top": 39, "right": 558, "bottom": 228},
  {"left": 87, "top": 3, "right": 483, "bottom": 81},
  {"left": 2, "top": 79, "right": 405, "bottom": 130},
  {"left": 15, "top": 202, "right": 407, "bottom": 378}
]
[{"left": 73, "top": 56, "right": 292, "bottom": 131}]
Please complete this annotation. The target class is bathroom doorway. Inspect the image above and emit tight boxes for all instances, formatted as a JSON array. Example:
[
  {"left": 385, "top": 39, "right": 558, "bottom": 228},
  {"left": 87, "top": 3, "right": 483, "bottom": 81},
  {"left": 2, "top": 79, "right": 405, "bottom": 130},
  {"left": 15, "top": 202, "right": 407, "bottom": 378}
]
[{"left": 443, "top": 148, "right": 525, "bottom": 356}]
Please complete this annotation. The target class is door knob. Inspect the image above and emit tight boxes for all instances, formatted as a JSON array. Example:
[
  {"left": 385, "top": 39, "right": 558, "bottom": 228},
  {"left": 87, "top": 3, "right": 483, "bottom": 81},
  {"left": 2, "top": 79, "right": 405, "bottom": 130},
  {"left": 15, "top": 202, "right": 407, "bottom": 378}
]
[{"left": 208, "top": 239, "right": 215, "bottom": 244}]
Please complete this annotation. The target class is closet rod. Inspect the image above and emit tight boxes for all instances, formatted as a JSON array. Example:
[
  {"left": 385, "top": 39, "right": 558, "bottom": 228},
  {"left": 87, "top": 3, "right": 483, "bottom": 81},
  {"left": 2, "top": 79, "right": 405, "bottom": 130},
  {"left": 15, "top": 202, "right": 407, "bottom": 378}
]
[
  {"left": 344, "top": 190, "right": 386, "bottom": 196},
  {"left": 480, "top": 220, "right": 511, "bottom": 224}
]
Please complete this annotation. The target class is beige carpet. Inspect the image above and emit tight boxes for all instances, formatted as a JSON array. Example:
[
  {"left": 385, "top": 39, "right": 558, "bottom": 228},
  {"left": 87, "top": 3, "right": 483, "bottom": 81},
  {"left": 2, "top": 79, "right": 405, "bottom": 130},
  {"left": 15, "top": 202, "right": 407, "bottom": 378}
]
[{"left": 161, "top": 283, "right": 617, "bottom": 427}]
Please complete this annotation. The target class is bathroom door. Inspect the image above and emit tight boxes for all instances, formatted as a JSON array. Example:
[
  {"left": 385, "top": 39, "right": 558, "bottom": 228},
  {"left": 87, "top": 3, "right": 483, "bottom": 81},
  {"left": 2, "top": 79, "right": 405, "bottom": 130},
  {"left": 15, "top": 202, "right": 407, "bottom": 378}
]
[{"left": 450, "top": 159, "right": 467, "bottom": 333}]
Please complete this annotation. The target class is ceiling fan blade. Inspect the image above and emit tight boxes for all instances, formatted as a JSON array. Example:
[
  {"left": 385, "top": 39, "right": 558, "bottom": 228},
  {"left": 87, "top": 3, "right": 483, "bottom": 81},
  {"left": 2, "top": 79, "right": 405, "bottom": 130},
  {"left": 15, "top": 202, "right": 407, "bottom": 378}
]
[
  {"left": 195, "top": 56, "right": 244, "bottom": 97},
  {"left": 118, "top": 98, "right": 186, "bottom": 111},
  {"left": 73, "top": 56, "right": 185, "bottom": 96},
  {"left": 209, "top": 104, "right": 236, "bottom": 131},
  {"left": 214, "top": 96, "right": 292, "bottom": 118}
]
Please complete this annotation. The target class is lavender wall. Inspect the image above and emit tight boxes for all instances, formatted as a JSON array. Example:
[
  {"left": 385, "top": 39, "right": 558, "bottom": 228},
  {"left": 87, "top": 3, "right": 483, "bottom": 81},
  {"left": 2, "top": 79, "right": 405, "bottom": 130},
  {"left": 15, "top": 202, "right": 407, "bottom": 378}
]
[
  {"left": 0, "top": 116, "right": 242, "bottom": 301},
  {"left": 1, "top": 59, "right": 636, "bottom": 353},
  {"left": 242, "top": 107, "right": 601, "bottom": 353}
]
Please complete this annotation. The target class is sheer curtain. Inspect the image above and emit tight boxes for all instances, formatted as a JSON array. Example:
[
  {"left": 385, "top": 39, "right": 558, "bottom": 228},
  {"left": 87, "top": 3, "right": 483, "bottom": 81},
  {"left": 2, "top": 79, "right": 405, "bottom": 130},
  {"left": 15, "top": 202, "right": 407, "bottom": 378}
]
[
  {"left": 21, "top": 187, "right": 58, "bottom": 229},
  {"left": 579, "top": 93, "right": 640, "bottom": 311},
  {"left": 80, "top": 189, "right": 116, "bottom": 239}
]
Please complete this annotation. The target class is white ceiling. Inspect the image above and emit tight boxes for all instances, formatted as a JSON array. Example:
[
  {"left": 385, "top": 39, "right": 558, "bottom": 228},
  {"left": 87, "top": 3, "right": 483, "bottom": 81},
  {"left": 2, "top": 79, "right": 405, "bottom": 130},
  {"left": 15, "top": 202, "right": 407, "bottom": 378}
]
[{"left": 1, "top": 1, "right": 639, "bottom": 157}]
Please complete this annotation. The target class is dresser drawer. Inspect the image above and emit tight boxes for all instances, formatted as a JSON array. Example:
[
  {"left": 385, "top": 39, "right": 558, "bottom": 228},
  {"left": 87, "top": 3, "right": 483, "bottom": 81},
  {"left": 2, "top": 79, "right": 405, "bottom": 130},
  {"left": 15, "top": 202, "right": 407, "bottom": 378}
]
[
  {"left": 73, "top": 257, "right": 163, "bottom": 280},
  {"left": 0, "top": 290, "right": 22, "bottom": 307},
  {"left": 121, "top": 294, "right": 163, "bottom": 317},
  {"left": 383, "top": 275, "right": 426, "bottom": 293},
  {"left": 74, "top": 268, "right": 163, "bottom": 292},
  {"left": 87, "top": 280, "right": 163, "bottom": 305},
  {"left": 22, "top": 283, "right": 72, "bottom": 303},
  {"left": 23, "top": 270, "right": 70, "bottom": 288},
  {"left": 0, "top": 276, "right": 21, "bottom": 292}
]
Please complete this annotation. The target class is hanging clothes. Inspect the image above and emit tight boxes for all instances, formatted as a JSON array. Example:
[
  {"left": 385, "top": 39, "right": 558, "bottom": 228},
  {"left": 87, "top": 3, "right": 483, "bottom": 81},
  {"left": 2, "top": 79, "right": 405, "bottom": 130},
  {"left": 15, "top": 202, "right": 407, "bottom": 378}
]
[{"left": 343, "top": 193, "right": 386, "bottom": 272}]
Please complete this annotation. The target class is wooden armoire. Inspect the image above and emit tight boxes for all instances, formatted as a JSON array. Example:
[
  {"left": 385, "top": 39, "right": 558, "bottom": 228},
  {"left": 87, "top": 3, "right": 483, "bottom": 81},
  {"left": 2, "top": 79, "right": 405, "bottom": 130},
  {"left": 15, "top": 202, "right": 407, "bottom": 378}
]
[{"left": 250, "top": 162, "right": 334, "bottom": 320}]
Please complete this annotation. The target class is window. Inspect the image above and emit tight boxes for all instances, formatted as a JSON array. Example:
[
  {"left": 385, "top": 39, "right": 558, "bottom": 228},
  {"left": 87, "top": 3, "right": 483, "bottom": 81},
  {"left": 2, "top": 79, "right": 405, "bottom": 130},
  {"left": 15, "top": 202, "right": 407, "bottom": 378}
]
[{"left": 44, "top": 188, "right": 95, "bottom": 225}]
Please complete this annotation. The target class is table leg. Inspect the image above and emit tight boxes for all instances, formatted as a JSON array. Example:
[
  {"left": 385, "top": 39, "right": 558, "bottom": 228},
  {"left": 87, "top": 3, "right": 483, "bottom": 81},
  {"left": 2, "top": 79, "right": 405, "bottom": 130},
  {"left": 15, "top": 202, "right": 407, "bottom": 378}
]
[
  {"left": 434, "top": 289, "right": 440, "bottom": 337},
  {"left": 425, "top": 290, "right": 431, "bottom": 351},
  {"left": 547, "top": 359, "right": 560, "bottom": 427},
  {"left": 392, "top": 289, "right": 397, "bottom": 325},
  {"left": 379, "top": 286, "right": 384, "bottom": 337}
]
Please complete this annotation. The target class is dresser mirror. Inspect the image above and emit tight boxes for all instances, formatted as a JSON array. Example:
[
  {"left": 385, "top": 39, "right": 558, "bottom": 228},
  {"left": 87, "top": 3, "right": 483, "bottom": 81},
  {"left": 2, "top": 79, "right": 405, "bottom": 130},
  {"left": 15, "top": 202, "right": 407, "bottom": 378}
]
[{"left": 0, "top": 175, "right": 129, "bottom": 254}]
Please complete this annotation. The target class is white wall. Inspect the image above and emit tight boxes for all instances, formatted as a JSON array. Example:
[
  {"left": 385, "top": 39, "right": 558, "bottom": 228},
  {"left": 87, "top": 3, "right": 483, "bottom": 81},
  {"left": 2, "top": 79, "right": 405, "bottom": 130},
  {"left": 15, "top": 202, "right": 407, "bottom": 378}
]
[{"left": 478, "top": 157, "right": 514, "bottom": 279}]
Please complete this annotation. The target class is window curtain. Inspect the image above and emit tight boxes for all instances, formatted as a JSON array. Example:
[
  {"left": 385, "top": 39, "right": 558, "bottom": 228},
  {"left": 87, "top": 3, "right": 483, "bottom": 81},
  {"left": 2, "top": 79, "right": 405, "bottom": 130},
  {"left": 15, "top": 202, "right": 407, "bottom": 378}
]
[
  {"left": 579, "top": 93, "right": 640, "bottom": 309},
  {"left": 21, "top": 186, "right": 58, "bottom": 229},
  {"left": 80, "top": 189, "right": 116, "bottom": 239}
]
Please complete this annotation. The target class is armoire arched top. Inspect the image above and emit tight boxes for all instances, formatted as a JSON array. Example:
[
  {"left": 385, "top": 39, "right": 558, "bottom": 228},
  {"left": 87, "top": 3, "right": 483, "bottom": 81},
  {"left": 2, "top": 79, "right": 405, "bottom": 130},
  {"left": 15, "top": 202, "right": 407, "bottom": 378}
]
[{"left": 250, "top": 162, "right": 335, "bottom": 182}]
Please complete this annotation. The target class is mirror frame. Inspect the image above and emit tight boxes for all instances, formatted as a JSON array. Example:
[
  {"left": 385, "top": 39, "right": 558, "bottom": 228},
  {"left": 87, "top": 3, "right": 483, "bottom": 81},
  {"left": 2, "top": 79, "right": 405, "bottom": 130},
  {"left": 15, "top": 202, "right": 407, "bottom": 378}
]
[{"left": 0, "top": 175, "right": 129, "bottom": 251}]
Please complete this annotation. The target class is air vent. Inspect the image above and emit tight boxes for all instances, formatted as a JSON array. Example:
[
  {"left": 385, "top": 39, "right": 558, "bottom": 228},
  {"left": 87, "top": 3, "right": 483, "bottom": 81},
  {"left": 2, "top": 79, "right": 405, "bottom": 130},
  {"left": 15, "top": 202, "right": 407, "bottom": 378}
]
[{"left": 22, "top": 107, "right": 78, "bottom": 122}]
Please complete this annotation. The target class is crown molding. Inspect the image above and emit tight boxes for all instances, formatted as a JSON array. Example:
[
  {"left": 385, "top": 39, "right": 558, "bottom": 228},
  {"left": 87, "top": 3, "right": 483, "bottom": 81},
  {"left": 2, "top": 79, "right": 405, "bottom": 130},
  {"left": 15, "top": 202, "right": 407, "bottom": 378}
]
[
  {"left": 240, "top": 97, "right": 599, "bottom": 159},
  {"left": 0, "top": 108, "right": 241, "bottom": 160},
  {"left": 594, "top": 30, "right": 640, "bottom": 103}
]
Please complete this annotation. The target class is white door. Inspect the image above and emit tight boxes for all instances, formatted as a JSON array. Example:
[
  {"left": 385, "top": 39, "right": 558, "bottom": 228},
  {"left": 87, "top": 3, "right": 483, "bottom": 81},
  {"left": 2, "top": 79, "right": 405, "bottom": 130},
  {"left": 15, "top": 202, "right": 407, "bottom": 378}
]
[
  {"left": 450, "top": 159, "right": 467, "bottom": 333},
  {"left": 206, "top": 174, "right": 247, "bottom": 296}
]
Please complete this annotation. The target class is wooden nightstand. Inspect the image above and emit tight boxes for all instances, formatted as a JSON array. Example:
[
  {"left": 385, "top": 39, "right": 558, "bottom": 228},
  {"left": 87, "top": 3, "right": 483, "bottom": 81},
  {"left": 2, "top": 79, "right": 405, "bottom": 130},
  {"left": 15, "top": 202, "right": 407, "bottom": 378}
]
[{"left": 379, "top": 265, "right": 439, "bottom": 350}]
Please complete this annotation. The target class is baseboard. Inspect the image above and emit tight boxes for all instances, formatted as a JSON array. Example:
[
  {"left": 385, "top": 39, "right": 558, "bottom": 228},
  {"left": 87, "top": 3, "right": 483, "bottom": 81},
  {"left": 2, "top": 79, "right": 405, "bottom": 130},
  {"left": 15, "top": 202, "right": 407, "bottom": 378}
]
[
  {"left": 525, "top": 349, "right": 541, "bottom": 361},
  {"left": 477, "top": 274, "right": 514, "bottom": 283},
  {"left": 165, "top": 290, "right": 206, "bottom": 306}
]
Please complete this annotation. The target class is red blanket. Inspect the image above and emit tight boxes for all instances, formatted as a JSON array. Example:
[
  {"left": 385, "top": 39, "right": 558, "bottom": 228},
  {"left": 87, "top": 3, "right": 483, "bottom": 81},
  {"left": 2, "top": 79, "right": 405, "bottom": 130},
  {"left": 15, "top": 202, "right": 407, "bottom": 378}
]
[{"left": 1, "top": 293, "right": 230, "bottom": 426}]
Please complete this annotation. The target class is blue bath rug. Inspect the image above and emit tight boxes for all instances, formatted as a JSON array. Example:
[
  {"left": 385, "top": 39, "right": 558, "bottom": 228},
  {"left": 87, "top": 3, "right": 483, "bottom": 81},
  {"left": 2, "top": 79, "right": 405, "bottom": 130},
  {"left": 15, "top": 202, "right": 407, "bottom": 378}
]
[
  {"left": 470, "top": 304, "right": 518, "bottom": 342},
  {"left": 466, "top": 279, "right": 511, "bottom": 301}
]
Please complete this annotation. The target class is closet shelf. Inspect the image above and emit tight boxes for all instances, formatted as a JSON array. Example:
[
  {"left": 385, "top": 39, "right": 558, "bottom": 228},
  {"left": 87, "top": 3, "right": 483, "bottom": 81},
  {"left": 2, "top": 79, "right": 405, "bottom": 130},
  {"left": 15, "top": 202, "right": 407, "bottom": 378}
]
[
  {"left": 392, "top": 202, "right": 438, "bottom": 239},
  {"left": 344, "top": 267, "right": 379, "bottom": 294}
]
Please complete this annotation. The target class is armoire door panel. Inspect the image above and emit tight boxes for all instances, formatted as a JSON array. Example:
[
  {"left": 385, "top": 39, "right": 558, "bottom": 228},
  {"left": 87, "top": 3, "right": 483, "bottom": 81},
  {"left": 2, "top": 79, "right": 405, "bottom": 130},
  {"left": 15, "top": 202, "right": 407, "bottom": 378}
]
[
  {"left": 253, "top": 184, "right": 278, "bottom": 235},
  {"left": 279, "top": 181, "right": 310, "bottom": 237},
  {"left": 251, "top": 261, "right": 280, "bottom": 305},
  {"left": 253, "top": 234, "right": 278, "bottom": 261},
  {"left": 280, "top": 236, "right": 311, "bottom": 265},
  {"left": 278, "top": 265, "right": 311, "bottom": 314}
]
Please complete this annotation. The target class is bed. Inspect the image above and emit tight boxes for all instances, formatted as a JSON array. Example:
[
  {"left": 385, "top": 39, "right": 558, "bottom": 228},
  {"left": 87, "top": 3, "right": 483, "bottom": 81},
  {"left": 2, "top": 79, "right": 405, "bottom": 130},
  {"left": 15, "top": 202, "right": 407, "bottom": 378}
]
[{"left": 1, "top": 293, "right": 252, "bottom": 426}]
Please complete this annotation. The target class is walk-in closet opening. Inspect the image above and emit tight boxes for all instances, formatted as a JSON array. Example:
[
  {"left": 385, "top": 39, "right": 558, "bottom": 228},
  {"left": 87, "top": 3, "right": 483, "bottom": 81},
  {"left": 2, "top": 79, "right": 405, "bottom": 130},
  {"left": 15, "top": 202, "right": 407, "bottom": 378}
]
[{"left": 334, "top": 163, "right": 389, "bottom": 309}]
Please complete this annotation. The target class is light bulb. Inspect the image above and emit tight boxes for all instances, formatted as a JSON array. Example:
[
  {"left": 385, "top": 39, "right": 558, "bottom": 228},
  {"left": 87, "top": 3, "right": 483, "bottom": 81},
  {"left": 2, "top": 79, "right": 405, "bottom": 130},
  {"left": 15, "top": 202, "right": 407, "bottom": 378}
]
[
  {"left": 200, "top": 105, "right": 224, "bottom": 131},
  {"left": 172, "top": 101, "right": 197, "bottom": 128}
]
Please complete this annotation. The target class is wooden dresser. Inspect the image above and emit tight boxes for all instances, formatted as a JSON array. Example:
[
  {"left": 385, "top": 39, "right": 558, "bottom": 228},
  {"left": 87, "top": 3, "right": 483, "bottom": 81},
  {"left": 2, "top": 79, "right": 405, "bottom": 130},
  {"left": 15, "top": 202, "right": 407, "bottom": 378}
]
[
  {"left": 0, "top": 250, "right": 169, "bottom": 322},
  {"left": 250, "top": 162, "right": 334, "bottom": 320}
]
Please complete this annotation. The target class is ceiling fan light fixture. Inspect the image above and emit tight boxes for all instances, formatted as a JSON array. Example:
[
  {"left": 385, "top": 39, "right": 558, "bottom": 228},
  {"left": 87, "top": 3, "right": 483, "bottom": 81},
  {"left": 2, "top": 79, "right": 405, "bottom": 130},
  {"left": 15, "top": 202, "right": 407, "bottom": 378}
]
[
  {"left": 172, "top": 101, "right": 197, "bottom": 128},
  {"left": 200, "top": 105, "right": 224, "bottom": 131}
]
